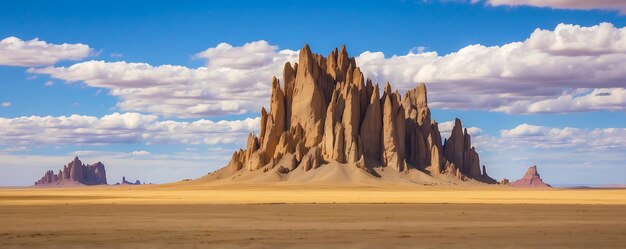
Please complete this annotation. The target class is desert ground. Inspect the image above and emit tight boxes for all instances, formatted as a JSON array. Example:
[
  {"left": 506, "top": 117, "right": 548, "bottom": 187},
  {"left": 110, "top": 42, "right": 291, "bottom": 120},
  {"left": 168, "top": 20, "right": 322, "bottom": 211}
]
[{"left": 1, "top": 183, "right": 625, "bottom": 249}]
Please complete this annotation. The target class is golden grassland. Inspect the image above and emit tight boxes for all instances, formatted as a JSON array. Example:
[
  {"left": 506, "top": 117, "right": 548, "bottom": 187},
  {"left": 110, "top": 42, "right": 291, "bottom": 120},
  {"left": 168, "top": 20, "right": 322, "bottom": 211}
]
[
  {"left": 1, "top": 184, "right": 625, "bottom": 248},
  {"left": 1, "top": 183, "right": 625, "bottom": 205}
]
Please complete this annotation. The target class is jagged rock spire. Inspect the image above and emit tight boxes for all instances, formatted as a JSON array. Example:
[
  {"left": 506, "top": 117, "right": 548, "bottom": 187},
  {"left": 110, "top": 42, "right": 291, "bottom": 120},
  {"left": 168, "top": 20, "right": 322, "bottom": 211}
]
[
  {"left": 442, "top": 118, "right": 482, "bottom": 179},
  {"left": 35, "top": 157, "right": 107, "bottom": 186},
  {"left": 221, "top": 44, "right": 495, "bottom": 184}
]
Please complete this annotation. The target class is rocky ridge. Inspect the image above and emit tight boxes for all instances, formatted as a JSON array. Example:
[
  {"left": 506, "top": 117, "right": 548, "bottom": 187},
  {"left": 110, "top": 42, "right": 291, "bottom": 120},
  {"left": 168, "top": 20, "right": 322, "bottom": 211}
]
[
  {"left": 34, "top": 156, "right": 107, "bottom": 186},
  {"left": 116, "top": 176, "right": 142, "bottom": 185},
  {"left": 214, "top": 45, "right": 496, "bottom": 184}
]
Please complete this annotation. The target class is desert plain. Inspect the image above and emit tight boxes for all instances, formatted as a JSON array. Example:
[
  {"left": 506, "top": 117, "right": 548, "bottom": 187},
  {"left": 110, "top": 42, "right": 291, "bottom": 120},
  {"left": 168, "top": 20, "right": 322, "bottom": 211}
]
[{"left": 1, "top": 183, "right": 625, "bottom": 249}]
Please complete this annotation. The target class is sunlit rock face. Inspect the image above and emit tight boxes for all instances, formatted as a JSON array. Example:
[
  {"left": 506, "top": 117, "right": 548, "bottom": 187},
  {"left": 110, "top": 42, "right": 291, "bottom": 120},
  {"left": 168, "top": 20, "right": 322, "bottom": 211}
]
[{"left": 222, "top": 45, "right": 495, "bottom": 184}]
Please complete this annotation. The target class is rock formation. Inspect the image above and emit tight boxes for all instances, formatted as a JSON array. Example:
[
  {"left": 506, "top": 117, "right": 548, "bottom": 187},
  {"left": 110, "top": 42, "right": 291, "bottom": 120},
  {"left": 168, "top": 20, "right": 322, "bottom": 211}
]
[
  {"left": 34, "top": 156, "right": 107, "bottom": 186},
  {"left": 509, "top": 165, "right": 551, "bottom": 188},
  {"left": 217, "top": 45, "right": 496, "bottom": 184},
  {"left": 116, "top": 176, "right": 142, "bottom": 185}
]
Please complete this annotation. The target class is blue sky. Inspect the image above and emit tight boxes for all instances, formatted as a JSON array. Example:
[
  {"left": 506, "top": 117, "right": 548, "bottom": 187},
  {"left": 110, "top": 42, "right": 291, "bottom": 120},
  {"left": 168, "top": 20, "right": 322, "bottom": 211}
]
[{"left": 0, "top": 0, "right": 625, "bottom": 186}]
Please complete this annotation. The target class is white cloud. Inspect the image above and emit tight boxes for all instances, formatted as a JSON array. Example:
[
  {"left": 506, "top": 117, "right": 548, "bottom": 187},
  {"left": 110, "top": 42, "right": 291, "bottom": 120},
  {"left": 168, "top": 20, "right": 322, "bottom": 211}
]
[
  {"left": 29, "top": 41, "right": 298, "bottom": 118},
  {"left": 143, "top": 118, "right": 259, "bottom": 145},
  {"left": 497, "top": 124, "right": 626, "bottom": 150},
  {"left": 496, "top": 88, "right": 626, "bottom": 113},
  {"left": 131, "top": 150, "right": 151, "bottom": 156},
  {"left": 0, "top": 112, "right": 259, "bottom": 147},
  {"left": 26, "top": 25, "right": 626, "bottom": 115},
  {"left": 1, "top": 102, "right": 11, "bottom": 107},
  {"left": 195, "top": 40, "right": 282, "bottom": 69},
  {"left": 486, "top": 0, "right": 626, "bottom": 14},
  {"left": 356, "top": 23, "right": 626, "bottom": 114},
  {"left": 44, "top": 80, "right": 54, "bottom": 86},
  {"left": 0, "top": 37, "right": 91, "bottom": 67},
  {"left": 66, "top": 150, "right": 229, "bottom": 162}
]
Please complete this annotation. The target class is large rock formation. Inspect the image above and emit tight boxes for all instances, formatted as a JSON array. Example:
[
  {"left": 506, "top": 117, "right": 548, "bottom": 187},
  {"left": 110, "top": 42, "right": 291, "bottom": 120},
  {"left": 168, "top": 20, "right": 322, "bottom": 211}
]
[
  {"left": 34, "top": 156, "right": 107, "bottom": 186},
  {"left": 216, "top": 45, "right": 495, "bottom": 184},
  {"left": 509, "top": 165, "right": 551, "bottom": 188}
]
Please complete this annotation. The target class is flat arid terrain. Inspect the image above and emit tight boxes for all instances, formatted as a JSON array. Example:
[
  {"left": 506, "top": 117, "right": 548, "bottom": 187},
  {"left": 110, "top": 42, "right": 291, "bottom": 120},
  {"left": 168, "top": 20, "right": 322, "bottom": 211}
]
[{"left": 1, "top": 184, "right": 625, "bottom": 248}]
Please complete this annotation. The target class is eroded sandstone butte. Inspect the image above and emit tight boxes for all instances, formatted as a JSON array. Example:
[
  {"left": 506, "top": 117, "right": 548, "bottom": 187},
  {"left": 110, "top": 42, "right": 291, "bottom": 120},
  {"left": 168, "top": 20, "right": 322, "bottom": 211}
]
[
  {"left": 213, "top": 45, "right": 496, "bottom": 184},
  {"left": 34, "top": 156, "right": 107, "bottom": 186},
  {"left": 509, "top": 165, "right": 551, "bottom": 188},
  {"left": 116, "top": 176, "right": 142, "bottom": 185}
]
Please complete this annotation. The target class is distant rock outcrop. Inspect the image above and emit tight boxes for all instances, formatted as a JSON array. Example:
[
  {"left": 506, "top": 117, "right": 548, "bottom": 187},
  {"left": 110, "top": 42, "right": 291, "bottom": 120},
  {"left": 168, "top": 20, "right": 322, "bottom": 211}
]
[
  {"left": 116, "top": 176, "right": 142, "bottom": 185},
  {"left": 509, "top": 165, "right": 551, "bottom": 188},
  {"left": 34, "top": 156, "right": 107, "bottom": 186},
  {"left": 212, "top": 45, "right": 496, "bottom": 184}
]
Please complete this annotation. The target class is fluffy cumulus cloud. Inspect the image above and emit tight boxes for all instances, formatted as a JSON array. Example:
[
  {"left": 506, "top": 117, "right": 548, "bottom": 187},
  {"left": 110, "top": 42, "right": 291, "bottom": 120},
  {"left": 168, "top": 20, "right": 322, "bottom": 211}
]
[
  {"left": 29, "top": 40, "right": 298, "bottom": 118},
  {"left": 195, "top": 40, "right": 282, "bottom": 69},
  {"left": 497, "top": 88, "right": 626, "bottom": 113},
  {"left": 478, "top": 124, "right": 626, "bottom": 152},
  {"left": 26, "top": 24, "right": 626, "bottom": 115},
  {"left": 356, "top": 22, "right": 626, "bottom": 114},
  {"left": 144, "top": 118, "right": 259, "bottom": 145},
  {"left": 0, "top": 37, "right": 91, "bottom": 66},
  {"left": 0, "top": 112, "right": 259, "bottom": 147},
  {"left": 486, "top": 0, "right": 626, "bottom": 14}
]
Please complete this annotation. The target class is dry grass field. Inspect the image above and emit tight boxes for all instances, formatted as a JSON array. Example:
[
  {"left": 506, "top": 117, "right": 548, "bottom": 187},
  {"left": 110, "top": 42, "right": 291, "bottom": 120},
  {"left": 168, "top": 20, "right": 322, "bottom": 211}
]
[{"left": 1, "top": 184, "right": 625, "bottom": 248}]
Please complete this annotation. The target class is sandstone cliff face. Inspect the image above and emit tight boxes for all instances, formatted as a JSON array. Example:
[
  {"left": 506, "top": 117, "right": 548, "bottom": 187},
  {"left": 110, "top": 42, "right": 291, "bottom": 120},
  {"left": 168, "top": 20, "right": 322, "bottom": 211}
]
[
  {"left": 34, "top": 157, "right": 107, "bottom": 186},
  {"left": 509, "top": 165, "right": 551, "bottom": 188},
  {"left": 222, "top": 45, "right": 495, "bottom": 183}
]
